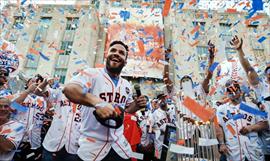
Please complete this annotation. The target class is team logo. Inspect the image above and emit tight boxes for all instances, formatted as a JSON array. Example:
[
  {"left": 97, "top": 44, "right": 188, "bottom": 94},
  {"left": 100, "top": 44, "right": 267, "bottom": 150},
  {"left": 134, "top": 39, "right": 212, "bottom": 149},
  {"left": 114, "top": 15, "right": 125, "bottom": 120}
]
[
  {"left": 125, "top": 87, "right": 130, "bottom": 95},
  {"left": 0, "top": 50, "right": 19, "bottom": 73}
]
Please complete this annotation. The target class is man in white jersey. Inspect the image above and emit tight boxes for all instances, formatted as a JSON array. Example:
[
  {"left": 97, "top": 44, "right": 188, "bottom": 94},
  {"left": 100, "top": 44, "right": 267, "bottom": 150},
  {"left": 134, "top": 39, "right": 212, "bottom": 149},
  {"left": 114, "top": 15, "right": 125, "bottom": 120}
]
[
  {"left": 63, "top": 40, "right": 147, "bottom": 161},
  {"left": 14, "top": 75, "right": 47, "bottom": 161},
  {"left": 216, "top": 79, "right": 268, "bottom": 161},
  {"left": 34, "top": 78, "right": 82, "bottom": 161},
  {"left": 0, "top": 41, "right": 28, "bottom": 161},
  {"left": 230, "top": 35, "right": 270, "bottom": 160}
]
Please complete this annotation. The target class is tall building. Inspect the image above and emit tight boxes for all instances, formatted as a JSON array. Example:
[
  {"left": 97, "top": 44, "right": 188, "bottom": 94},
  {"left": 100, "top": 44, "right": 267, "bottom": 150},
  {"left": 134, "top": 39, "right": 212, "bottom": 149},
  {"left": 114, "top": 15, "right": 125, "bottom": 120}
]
[{"left": 1, "top": 0, "right": 269, "bottom": 98}]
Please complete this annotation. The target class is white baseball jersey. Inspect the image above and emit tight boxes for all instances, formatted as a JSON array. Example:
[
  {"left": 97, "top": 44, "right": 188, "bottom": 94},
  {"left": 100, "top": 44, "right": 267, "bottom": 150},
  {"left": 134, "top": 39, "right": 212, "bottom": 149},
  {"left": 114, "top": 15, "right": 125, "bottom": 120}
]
[
  {"left": 150, "top": 108, "right": 169, "bottom": 159},
  {"left": 69, "top": 68, "right": 134, "bottom": 161},
  {"left": 14, "top": 94, "right": 47, "bottom": 149},
  {"left": 136, "top": 110, "right": 153, "bottom": 146},
  {"left": 42, "top": 88, "right": 81, "bottom": 154},
  {"left": 216, "top": 102, "right": 264, "bottom": 161},
  {"left": 0, "top": 120, "right": 26, "bottom": 161},
  {"left": 252, "top": 81, "right": 270, "bottom": 155}
]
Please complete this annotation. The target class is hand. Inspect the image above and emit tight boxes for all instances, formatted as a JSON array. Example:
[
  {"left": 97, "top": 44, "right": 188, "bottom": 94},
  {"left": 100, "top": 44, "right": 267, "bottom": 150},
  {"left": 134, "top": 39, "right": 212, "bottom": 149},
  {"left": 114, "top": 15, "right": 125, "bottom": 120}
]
[
  {"left": 136, "top": 95, "right": 147, "bottom": 109},
  {"left": 230, "top": 35, "right": 243, "bottom": 50},
  {"left": 165, "top": 44, "right": 172, "bottom": 61},
  {"left": 27, "top": 83, "right": 38, "bottom": 93},
  {"left": 95, "top": 103, "right": 117, "bottom": 119},
  {"left": 47, "top": 78, "right": 54, "bottom": 86},
  {"left": 208, "top": 40, "right": 215, "bottom": 59},
  {"left": 239, "top": 126, "right": 252, "bottom": 135},
  {"left": 219, "top": 144, "right": 230, "bottom": 155}
]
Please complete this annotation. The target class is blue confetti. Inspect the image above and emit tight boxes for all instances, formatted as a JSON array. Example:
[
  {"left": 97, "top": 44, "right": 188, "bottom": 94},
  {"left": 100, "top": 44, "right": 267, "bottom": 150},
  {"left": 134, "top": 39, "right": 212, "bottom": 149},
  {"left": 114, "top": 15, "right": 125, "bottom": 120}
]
[
  {"left": 119, "top": 10, "right": 130, "bottom": 21},
  {"left": 21, "top": 0, "right": 27, "bottom": 5},
  {"left": 193, "top": 31, "right": 199, "bottom": 40},
  {"left": 26, "top": 54, "right": 35, "bottom": 61},
  {"left": 15, "top": 126, "right": 24, "bottom": 132},
  {"left": 209, "top": 62, "right": 219, "bottom": 72},
  {"left": 258, "top": 36, "right": 266, "bottom": 43},
  {"left": 240, "top": 103, "right": 268, "bottom": 117},
  {"left": 10, "top": 101, "right": 28, "bottom": 112},
  {"left": 39, "top": 52, "right": 50, "bottom": 61},
  {"left": 232, "top": 113, "right": 245, "bottom": 120},
  {"left": 146, "top": 48, "right": 154, "bottom": 56}
]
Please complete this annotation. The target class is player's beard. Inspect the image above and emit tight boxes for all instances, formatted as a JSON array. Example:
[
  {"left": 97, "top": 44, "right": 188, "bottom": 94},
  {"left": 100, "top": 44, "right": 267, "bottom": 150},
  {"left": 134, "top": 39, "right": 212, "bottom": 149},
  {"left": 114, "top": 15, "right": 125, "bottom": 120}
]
[{"left": 106, "top": 56, "right": 125, "bottom": 75}]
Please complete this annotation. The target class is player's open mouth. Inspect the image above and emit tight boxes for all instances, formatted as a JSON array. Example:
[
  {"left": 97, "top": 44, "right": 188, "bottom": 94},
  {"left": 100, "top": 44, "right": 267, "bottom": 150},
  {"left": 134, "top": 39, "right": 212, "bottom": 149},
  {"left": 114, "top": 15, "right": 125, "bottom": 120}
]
[{"left": 111, "top": 58, "right": 121, "bottom": 63}]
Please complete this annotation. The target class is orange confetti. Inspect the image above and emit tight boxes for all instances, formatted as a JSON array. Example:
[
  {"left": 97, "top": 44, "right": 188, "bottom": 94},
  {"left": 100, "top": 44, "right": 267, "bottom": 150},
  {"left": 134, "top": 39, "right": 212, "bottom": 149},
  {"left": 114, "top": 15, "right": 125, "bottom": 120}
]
[
  {"left": 29, "top": 48, "right": 39, "bottom": 55},
  {"left": 86, "top": 137, "right": 96, "bottom": 143},
  {"left": 189, "top": 40, "right": 200, "bottom": 47},
  {"left": 177, "top": 139, "right": 185, "bottom": 145},
  {"left": 0, "top": 129, "right": 12, "bottom": 134},
  {"left": 182, "top": 96, "right": 215, "bottom": 122},
  {"left": 189, "top": 0, "right": 197, "bottom": 6},
  {"left": 137, "top": 40, "right": 145, "bottom": 57},
  {"left": 226, "top": 8, "right": 237, "bottom": 13},
  {"left": 190, "top": 25, "right": 200, "bottom": 35},
  {"left": 245, "top": 15, "right": 264, "bottom": 25},
  {"left": 162, "top": 0, "right": 172, "bottom": 17},
  {"left": 226, "top": 124, "right": 236, "bottom": 136},
  {"left": 56, "top": 50, "right": 65, "bottom": 54},
  {"left": 1, "top": 42, "right": 8, "bottom": 50},
  {"left": 95, "top": 64, "right": 105, "bottom": 68},
  {"left": 209, "top": 87, "right": 217, "bottom": 96}
]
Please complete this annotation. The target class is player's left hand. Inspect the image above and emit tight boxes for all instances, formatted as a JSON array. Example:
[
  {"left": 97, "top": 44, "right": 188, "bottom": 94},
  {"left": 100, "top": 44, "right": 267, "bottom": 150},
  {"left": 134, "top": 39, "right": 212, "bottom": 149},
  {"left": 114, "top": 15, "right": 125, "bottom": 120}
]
[
  {"left": 230, "top": 35, "right": 243, "bottom": 50},
  {"left": 239, "top": 126, "right": 252, "bottom": 135},
  {"left": 136, "top": 95, "right": 147, "bottom": 109}
]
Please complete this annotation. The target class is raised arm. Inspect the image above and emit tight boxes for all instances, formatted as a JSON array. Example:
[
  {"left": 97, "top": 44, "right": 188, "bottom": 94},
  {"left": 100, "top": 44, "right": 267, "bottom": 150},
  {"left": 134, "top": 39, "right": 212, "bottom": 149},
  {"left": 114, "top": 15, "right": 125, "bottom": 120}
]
[
  {"left": 202, "top": 40, "right": 215, "bottom": 94},
  {"left": 230, "top": 35, "right": 259, "bottom": 86},
  {"left": 163, "top": 44, "right": 174, "bottom": 94}
]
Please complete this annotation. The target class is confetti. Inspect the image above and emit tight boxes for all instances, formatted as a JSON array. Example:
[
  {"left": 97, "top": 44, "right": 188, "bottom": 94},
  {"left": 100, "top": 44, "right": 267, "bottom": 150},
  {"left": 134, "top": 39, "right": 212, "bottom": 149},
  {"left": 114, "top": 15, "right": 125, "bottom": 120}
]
[
  {"left": 162, "top": 0, "right": 172, "bottom": 17},
  {"left": 10, "top": 101, "right": 28, "bottom": 112},
  {"left": 240, "top": 103, "right": 268, "bottom": 117},
  {"left": 257, "top": 36, "right": 266, "bottom": 43},
  {"left": 182, "top": 96, "right": 215, "bottom": 122},
  {"left": 209, "top": 62, "right": 219, "bottom": 72}
]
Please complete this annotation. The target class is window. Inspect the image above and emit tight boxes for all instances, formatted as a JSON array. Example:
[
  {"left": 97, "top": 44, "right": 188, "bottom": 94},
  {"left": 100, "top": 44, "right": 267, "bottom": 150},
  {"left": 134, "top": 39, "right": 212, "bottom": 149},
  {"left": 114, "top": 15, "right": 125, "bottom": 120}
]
[
  {"left": 196, "top": 46, "right": 208, "bottom": 79},
  {"left": 253, "top": 49, "right": 265, "bottom": 62},
  {"left": 54, "top": 69, "right": 67, "bottom": 84},
  {"left": 54, "top": 17, "right": 79, "bottom": 80},
  {"left": 219, "top": 23, "right": 232, "bottom": 46},
  {"left": 65, "top": 17, "right": 79, "bottom": 30},
  {"left": 42, "top": 7, "right": 53, "bottom": 14},
  {"left": 25, "top": 17, "right": 51, "bottom": 68},
  {"left": 60, "top": 41, "right": 73, "bottom": 55},
  {"left": 8, "top": 16, "right": 26, "bottom": 44},
  {"left": 12, "top": 16, "right": 25, "bottom": 29},
  {"left": 250, "top": 36, "right": 264, "bottom": 49}
]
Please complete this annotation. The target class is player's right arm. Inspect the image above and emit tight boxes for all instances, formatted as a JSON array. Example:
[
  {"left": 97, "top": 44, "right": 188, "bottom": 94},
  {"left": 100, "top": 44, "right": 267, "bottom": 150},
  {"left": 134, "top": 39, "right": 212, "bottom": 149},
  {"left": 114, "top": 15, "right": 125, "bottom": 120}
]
[
  {"left": 215, "top": 125, "right": 230, "bottom": 155},
  {"left": 163, "top": 44, "right": 174, "bottom": 94},
  {"left": 230, "top": 35, "right": 259, "bottom": 86}
]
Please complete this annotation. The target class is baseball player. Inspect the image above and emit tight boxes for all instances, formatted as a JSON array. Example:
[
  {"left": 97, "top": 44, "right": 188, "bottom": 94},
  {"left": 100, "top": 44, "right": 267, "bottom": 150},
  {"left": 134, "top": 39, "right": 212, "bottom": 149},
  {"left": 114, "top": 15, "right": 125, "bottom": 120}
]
[
  {"left": 34, "top": 78, "right": 82, "bottom": 161},
  {"left": 63, "top": 40, "right": 147, "bottom": 161},
  {"left": 216, "top": 80, "right": 268, "bottom": 161},
  {"left": 0, "top": 40, "right": 27, "bottom": 161},
  {"left": 13, "top": 75, "right": 48, "bottom": 161},
  {"left": 230, "top": 35, "right": 270, "bottom": 160}
]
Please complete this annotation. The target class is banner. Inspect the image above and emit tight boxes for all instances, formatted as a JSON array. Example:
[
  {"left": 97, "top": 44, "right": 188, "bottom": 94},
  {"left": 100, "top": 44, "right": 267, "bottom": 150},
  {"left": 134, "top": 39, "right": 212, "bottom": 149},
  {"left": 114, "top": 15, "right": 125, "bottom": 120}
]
[{"left": 106, "top": 8, "right": 165, "bottom": 78}]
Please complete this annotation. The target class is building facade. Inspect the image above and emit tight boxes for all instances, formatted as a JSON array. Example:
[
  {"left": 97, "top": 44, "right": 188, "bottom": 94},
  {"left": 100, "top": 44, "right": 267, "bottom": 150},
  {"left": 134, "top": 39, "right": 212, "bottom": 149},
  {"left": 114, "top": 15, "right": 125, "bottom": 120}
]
[{"left": 1, "top": 0, "right": 269, "bottom": 98}]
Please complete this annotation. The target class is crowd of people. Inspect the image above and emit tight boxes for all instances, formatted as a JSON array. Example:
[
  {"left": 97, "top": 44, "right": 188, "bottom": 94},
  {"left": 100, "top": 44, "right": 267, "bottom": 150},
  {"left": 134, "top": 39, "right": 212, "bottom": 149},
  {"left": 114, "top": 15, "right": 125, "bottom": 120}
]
[{"left": 0, "top": 35, "right": 269, "bottom": 161}]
